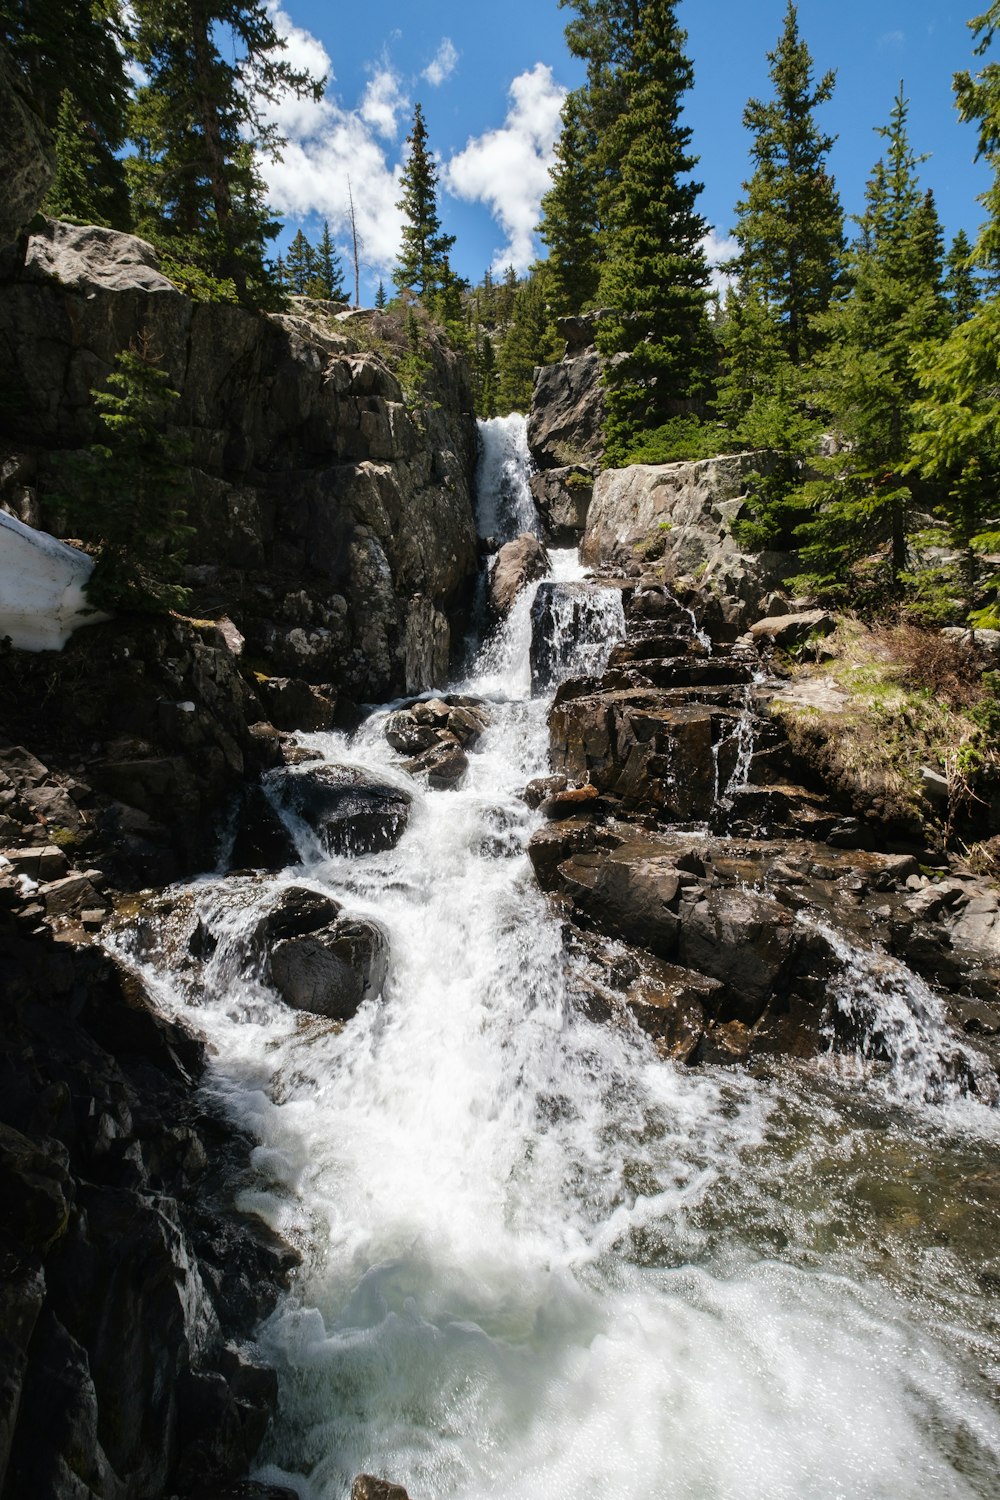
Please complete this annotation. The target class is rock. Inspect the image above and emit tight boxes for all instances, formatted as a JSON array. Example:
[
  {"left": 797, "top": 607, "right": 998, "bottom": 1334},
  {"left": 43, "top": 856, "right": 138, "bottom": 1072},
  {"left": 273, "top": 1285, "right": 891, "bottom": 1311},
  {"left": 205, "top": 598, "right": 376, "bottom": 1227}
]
[
  {"left": 582, "top": 453, "right": 795, "bottom": 629},
  {"left": 529, "top": 581, "right": 626, "bottom": 692},
  {"left": 402, "top": 737, "right": 469, "bottom": 789},
  {"left": 230, "top": 786, "right": 300, "bottom": 873},
  {"left": 540, "top": 785, "right": 601, "bottom": 819},
  {"left": 488, "top": 533, "right": 550, "bottom": 616},
  {"left": 255, "top": 676, "right": 335, "bottom": 732},
  {"left": 0, "top": 51, "right": 54, "bottom": 251},
  {"left": 384, "top": 712, "right": 441, "bottom": 755},
  {"left": 919, "top": 764, "right": 950, "bottom": 807},
  {"left": 748, "top": 610, "right": 836, "bottom": 649},
  {"left": 523, "top": 774, "right": 568, "bottom": 808},
  {"left": 0, "top": 845, "right": 69, "bottom": 881},
  {"left": 530, "top": 466, "right": 594, "bottom": 542},
  {"left": 252, "top": 885, "right": 343, "bottom": 949},
  {"left": 270, "top": 916, "right": 389, "bottom": 1020},
  {"left": 270, "top": 764, "right": 412, "bottom": 855},
  {"left": 351, "top": 1478, "right": 411, "bottom": 1500},
  {"left": 528, "top": 348, "right": 605, "bottom": 471},
  {"left": 23, "top": 217, "right": 182, "bottom": 294}
]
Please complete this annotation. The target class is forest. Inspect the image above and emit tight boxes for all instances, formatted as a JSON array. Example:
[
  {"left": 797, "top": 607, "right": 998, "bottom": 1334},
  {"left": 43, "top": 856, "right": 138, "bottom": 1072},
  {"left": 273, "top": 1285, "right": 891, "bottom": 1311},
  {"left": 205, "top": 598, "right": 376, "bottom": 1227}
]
[{"left": 3, "top": 0, "right": 1000, "bottom": 625}]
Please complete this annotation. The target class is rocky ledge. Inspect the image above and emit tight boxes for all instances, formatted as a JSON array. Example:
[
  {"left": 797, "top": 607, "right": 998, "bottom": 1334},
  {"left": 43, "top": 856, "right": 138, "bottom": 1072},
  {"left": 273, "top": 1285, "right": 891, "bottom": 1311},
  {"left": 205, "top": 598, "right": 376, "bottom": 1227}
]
[{"left": 526, "top": 580, "right": 1000, "bottom": 1089}]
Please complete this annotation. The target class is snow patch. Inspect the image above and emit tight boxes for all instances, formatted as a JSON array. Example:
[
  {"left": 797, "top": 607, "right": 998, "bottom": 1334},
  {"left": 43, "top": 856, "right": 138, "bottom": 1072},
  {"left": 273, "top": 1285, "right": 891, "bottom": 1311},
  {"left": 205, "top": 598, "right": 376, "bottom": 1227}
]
[{"left": 0, "top": 511, "right": 109, "bottom": 651}]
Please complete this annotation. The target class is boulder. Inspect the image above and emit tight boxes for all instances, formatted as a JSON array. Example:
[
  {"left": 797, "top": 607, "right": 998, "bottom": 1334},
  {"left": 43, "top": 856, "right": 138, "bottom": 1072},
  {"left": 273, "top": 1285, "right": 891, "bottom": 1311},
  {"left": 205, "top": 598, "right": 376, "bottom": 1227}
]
[
  {"left": 229, "top": 786, "right": 300, "bottom": 873},
  {"left": 270, "top": 765, "right": 412, "bottom": 855},
  {"left": 270, "top": 916, "right": 389, "bottom": 1020},
  {"left": 402, "top": 737, "right": 469, "bottom": 789},
  {"left": 748, "top": 610, "right": 836, "bottom": 649},
  {"left": 351, "top": 1479, "right": 410, "bottom": 1500},
  {"left": 22, "top": 218, "right": 181, "bottom": 295},
  {"left": 488, "top": 533, "right": 550, "bottom": 616},
  {"left": 528, "top": 349, "right": 605, "bottom": 471},
  {"left": 255, "top": 676, "right": 335, "bottom": 732},
  {"left": 530, "top": 467, "right": 594, "bottom": 542}
]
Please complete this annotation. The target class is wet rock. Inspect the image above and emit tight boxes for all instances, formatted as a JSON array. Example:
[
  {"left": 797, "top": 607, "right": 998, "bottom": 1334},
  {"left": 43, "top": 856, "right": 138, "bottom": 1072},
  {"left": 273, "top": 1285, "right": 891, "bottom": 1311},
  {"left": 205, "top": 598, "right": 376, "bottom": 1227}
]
[
  {"left": 271, "top": 764, "right": 412, "bottom": 855},
  {"left": 270, "top": 916, "right": 389, "bottom": 1019},
  {"left": 384, "top": 712, "right": 441, "bottom": 755},
  {"left": 540, "top": 785, "right": 602, "bottom": 820},
  {"left": 402, "top": 737, "right": 469, "bottom": 789},
  {"left": 530, "top": 466, "right": 594, "bottom": 542},
  {"left": 489, "top": 533, "right": 550, "bottom": 615},
  {"left": 530, "top": 580, "right": 626, "bottom": 692},
  {"left": 253, "top": 885, "right": 342, "bottom": 948},
  {"left": 351, "top": 1477, "right": 411, "bottom": 1500},
  {"left": 523, "top": 774, "right": 568, "bottom": 808},
  {"left": 230, "top": 785, "right": 300, "bottom": 873},
  {"left": 255, "top": 676, "right": 335, "bottom": 732}
]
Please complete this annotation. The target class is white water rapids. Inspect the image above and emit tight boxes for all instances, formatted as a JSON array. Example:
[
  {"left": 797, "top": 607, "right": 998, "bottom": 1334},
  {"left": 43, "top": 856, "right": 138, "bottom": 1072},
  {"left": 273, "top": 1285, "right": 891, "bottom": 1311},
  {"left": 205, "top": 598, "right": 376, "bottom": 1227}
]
[{"left": 119, "top": 416, "right": 1000, "bottom": 1499}]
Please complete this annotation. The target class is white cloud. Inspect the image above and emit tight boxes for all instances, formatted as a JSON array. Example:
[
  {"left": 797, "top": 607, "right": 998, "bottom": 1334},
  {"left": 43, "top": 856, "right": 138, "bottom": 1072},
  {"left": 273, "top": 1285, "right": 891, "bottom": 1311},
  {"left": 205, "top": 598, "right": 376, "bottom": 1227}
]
[
  {"left": 443, "top": 63, "right": 566, "bottom": 274},
  {"left": 702, "top": 229, "right": 737, "bottom": 293},
  {"left": 423, "top": 38, "right": 458, "bottom": 88},
  {"left": 360, "top": 66, "right": 408, "bottom": 140},
  {"left": 878, "top": 29, "right": 905, "bottom": 48},
  {"left": 259, "top": 10, "right": 405, "bottom": 273}
]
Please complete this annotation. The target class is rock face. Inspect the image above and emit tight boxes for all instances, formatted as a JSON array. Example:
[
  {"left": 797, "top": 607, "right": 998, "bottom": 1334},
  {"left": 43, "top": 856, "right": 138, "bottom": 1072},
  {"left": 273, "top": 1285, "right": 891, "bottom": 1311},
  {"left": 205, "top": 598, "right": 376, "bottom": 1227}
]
[
  {"left": 0, "top": 221, "right": 479, "bottom": 701},
  {"left": 527, "top": 314, "right": 605, "bottom": 474},
  {"left": 0, "top": 52, "right": 54, "bottom": 251},
  {"left": 0, "top": 510, "right": 108, "bottom": 650},
  {"left": 583, "top": 453, "right": 795, "bottom": 631},
  {"left": 488, "top": 533, "right": 550, "bottom": 616},
  {"left": 530, "top": 466, "right": 594, "bottom": 543}
]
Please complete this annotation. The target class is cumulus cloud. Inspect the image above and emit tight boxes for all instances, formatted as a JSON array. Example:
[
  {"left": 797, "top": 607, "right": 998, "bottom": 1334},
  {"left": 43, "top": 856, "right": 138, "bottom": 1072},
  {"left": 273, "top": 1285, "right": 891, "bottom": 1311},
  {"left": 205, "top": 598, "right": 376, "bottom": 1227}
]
[
  {"left": 259, "top": 9, "right": 405, "bottom": 272},
  {"left": 444, "top": 63, "right": 566, "bottom": 273},
  {"left": 702, "top": 229, "right": 737, "bottom": 292},
  {"left": 423, "top": 38, "right": 458, "bottom": 88}
]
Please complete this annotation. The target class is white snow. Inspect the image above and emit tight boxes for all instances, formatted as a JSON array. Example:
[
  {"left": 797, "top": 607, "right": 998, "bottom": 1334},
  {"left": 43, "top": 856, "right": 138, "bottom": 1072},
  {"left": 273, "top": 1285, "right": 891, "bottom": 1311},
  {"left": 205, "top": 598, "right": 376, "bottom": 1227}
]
[{"left": 0, "top": 511, "right": 109, "bottom": 651}]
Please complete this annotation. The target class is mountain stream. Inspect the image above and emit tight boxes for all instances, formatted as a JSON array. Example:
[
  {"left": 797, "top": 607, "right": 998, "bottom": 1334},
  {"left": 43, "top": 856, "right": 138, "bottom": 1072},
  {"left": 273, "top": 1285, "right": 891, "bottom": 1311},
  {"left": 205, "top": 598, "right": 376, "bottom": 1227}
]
[{"left": 116, "top": 415, "right": 1000, "bottom": 1500}]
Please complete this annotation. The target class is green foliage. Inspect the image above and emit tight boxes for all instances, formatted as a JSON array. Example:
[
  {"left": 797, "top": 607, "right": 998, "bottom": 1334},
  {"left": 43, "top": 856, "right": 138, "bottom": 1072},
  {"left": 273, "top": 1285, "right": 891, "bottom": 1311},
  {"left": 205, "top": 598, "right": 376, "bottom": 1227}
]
[
  {"left": 375, "top": 280, "right": 388, "bottom": 310},
  {"left": 594, "top": 0, "right": 713, "bottom": 462},
  {"left": 59, "top": 341, "right": 194, "bottom": 612},
  {"left": 944, "top": 229, "right": 983, "bottom": 321},
  {"left": 157, "top": 255, "right": 238, "bottom": 303},
  {"left": 43, "top": 88, "right": 130, "bottom": 228},
  {"left": 395, "top": 103, "right": 456, "bottom": 308},
  {"left": 0, "top": 0, "right": 131, "bottom": 142},
  {"left": 126, "top": 0, "right": 322, "bottom": 306},
  {"left": 620, "top": 416, "right": 728, "bottom": 466},
  {"left": 538, "top": 88, "right": 602, "bottom": 315},
  {"left": 495, "top": 267, "right": 560, "bottom": 413}
]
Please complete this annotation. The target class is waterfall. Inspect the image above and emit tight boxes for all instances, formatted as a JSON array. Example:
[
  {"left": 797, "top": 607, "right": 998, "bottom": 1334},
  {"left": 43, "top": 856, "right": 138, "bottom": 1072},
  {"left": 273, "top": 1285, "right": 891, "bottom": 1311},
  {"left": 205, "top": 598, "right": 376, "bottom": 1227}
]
[
  {"left": 474, "top": 414, "right": 539, "bottom": 541},
  {"left": 111, "top": 413, "right": 1000, "bottom": 1500}
]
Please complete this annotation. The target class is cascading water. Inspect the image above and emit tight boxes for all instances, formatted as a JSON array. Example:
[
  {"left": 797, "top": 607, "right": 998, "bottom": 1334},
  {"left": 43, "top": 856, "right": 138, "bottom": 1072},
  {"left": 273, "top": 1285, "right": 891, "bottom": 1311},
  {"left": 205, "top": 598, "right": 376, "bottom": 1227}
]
[{"left": 113, "top": 412, "right": 1000, "bottom": 1500}]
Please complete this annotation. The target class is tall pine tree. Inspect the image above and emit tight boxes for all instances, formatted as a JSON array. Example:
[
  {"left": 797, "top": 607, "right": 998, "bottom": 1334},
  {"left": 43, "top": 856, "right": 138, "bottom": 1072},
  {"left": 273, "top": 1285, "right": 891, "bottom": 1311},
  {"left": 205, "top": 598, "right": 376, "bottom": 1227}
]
[
  {"left": 394, "top": 103, "right": 456, "bottom": 309},
  {"left": 594, "top": 0, "right": 712, "bottom": 462},
  {"left": 538, "top": 88, "right": 602, "bottom": 316}
]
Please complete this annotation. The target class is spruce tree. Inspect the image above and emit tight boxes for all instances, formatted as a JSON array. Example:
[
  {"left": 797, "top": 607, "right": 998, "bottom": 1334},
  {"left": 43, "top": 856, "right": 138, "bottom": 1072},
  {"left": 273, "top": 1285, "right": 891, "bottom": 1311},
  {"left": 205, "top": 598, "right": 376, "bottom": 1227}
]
[
  {"left": 594, "top": 0, "right": 712, "bottom": 463},
  {"left": 729, "top": 3, "right": 844, "bottom": 368},
  {"left": 375, "top": 280, "right": 388, "bottom": 310},
  {"left": 496, "top": 269, "right": 560, "bottom": 413},
  {"left": 308, "top": 220, "right": 347, "bottom": 302},
  {"left": 284, "top": 229, "right": 316, "bottom": 294},
  {"left": 127, "top": 0, "right": 322, "bottom": 305},
  {"left": 792, "top": 87, "right": 948, "bottom": 596},
  {"left": 43, "top": 89, "right": 130, "bottom": 228},
  {"left": 944, "top": 229, "right": 982, "bottom": 321},
  {"left": 394, "top": 103, "right": 456, "bottom": 307},
  {"left": 538, "top": 89, "right": 602, "bottom": 315}
]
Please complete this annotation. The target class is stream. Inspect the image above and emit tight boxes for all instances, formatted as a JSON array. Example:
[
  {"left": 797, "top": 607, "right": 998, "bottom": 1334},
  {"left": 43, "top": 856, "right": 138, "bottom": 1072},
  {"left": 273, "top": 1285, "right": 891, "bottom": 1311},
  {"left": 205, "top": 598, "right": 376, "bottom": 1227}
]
[{"left": 117, "top": 415, "right": 1000, "bottom": 1500}]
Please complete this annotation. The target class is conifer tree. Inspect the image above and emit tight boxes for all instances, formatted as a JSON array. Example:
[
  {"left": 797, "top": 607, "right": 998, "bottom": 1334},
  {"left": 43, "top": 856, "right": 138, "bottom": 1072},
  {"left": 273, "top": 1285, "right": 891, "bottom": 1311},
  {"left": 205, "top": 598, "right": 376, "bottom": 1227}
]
[
  {"left": 594, "top": 0, "right": 712, "bottom": 462},
  {"left": 43, "top": 89, "right": 130, "bottom": 228},
  {"left": 375, "top": 280, "right": 388, "bottom": 310},
  {"left": 496, "top": 269, "right": 559, "bottom": 413},
  {"left": 284, "top": 228, "right": 316, "bottom": 294},
  {"left": 127, "top": 0, "right": 322, "bottom": 305},
  {"left": 944, "top": 229, "right": 982, "bottom": 321},
  {"left": 792, "top": 87, "right": 948, "bottom": 596},
  {"left": 394, "top": 103, "right": 456, "bottom": 307},
  {"left": 308, "top": 220, "right": 347, "bottom": 301},
  {"left": 729, "top": 3, "right": 844, "bottom": 369},
  {"left": 538, "top": 89, "right": 602, "bottom": 315}
]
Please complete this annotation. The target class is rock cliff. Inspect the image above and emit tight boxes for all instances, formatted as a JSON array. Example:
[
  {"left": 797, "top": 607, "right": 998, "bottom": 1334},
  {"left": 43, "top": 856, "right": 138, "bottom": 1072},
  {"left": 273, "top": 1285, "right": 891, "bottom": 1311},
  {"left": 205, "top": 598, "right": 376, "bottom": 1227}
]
[{"left": 0, "top": 220, "right": 479, "bottom": 703}]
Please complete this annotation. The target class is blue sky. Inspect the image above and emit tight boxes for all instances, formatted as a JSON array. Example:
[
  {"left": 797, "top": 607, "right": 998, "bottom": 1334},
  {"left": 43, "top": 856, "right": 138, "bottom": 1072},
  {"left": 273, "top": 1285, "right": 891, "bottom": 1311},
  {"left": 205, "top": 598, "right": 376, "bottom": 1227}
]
[{"left": 262, "top": 0, "right": 991, "bottom": 299}]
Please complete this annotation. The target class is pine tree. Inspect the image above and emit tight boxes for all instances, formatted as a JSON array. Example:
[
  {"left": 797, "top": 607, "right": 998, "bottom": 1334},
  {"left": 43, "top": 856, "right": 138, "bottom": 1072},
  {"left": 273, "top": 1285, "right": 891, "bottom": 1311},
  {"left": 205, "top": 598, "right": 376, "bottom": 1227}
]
[
  {"left": 944, "top": 229, "right": 982, "bottom": 323},
  {"left": 729, "top": 3, "right": 844, "bottom": 369},
  {"left": 127, "top": 0, "right": 322, "bottom": 305},
  {"left": 394, "top": 103, "right": 456, "bottom": 307},
  {"left": 792, "top": 86, "right": 948, "bottom": 597},
  {"left": 307, "top": 220, "right": 347, "bottom": 301},
  {"left": 375, "top": 280, "right": 388, "bottom": 310},
  {"left": 43, "top": 88, "right": 130, "bottom": 228},
  {"left": 594, "top": 0, "right": 712, "bottom": 463},
  {"left": 496, "top": 269, "right": 560, "bottom": 413},
  {"left": 59, "top": 339, "right": 193, "bottom": 612},
  {"left": 538, "top": 88, "right": 602, "bottom": 315},
  {"left": 284, "top": 229, "right": 317, "bottom": 294}
]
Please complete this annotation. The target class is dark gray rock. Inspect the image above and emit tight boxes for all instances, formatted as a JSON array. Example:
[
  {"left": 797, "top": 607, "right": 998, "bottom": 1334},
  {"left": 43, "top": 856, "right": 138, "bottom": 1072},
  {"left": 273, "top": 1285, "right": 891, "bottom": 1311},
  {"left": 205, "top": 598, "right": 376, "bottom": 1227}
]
[
  {"left": 488, "top": 533, "right": 550, "bottom": 616},
  {"left": 528, "top": 350, "right": 605, "bottom": 471},
  {"left": 0, "top": 52, "right": 54, "bottom": 251},
  {"left": 271, "top": 764, "right": 412, "bottom": 855},
  {"left": 270, "top": 916, "right": 389, "bottom": 1019}
]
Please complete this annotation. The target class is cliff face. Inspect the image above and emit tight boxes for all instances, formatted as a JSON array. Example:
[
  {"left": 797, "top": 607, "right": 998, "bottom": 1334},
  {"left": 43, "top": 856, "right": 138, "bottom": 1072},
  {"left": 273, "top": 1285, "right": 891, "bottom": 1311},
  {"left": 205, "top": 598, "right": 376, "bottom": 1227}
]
[{"left": 0, "top": 220, "right": 480, "bottom": 702}]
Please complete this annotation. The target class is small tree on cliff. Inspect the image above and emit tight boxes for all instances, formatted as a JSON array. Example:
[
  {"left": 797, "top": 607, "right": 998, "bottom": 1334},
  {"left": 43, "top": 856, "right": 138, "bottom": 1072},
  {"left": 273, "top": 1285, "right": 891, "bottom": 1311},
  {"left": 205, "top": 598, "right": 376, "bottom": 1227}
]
[
  {"left": 394, "top": 103, "right": 456, "bottom": 309},
  {"left": 61, "top": 339, "right": 193, "bottom": 613}
]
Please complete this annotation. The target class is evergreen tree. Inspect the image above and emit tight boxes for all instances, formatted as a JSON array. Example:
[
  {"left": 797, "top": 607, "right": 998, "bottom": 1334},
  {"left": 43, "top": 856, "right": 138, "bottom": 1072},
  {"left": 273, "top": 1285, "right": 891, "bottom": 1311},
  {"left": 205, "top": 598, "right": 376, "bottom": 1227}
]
[
  {"left": 127, "top": 0, "right": 322, "bottom": 305},
  {"left": 375, "top": 280, "right": 388, "bottom": 310},
  {"left": 476, "top": 333, "right": 499, "bottom": 418},
  {"left": 729, "top": 3, "right": 844, "bottom": 369},
  {"left": 944, "top": 228, "right": 982, "bottom": 321},
  {"left": 60, "top": 339, "right": 193, "bottom": 612},
  {"left": 538, "top": 88, "right": 602, "bottom": 315},
  {"left": 791, "top": 86, "right": 948, "bottom": 596},
  {"left": 43, "top": 88, "right": 130, "bottom": 227},
  {"left": 594, "top": 0, "right": 712, "bottom": 462},
  {"left": 394, "top": 103, "right": 456, "bottom": 307},
  {"left": 284, "top": 229, "right": 317, "bottom": 294},
  {"left": 496, "top": 269, "right": 560, "bottom": 413},
  {"left": 308, "top": 220, "right": 347, "bottom": 301}
]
